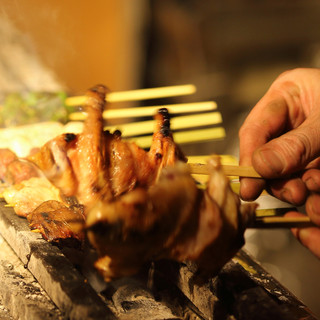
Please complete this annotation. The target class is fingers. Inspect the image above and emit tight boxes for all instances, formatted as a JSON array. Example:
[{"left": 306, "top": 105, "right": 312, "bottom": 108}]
[
  {"left": 239, "top": 177, "right": 265, "bottom": 201},
  {"left": 239, "top": 97, "right": 288, "bottom": 200},
  {"left": 302, "top": 168, "right": 320, "bottom": 192},
  {"left": 286, "top": 192, "right": 320, "bottom": 258},
  {"left": 286, "top": 211, "right": 320, "bottom": 258},
  {"left": 267, "top": 177, "right": 307, "bottom": 206},
  {"left": 239, "top": 98, "right": 288, "bottom": 168},
  {"left": 251, "top": 120, "right": 320, "bottom": 179},
  {"left": 239, "top": 68, "right": 320, "bottom": 202},
  {"left": 238, "top": 68, "right": 320, "bottom": 258},
  {"left": 240, "top": 175, "right": 308, "bottom": 205},
  {"left": 305, "top": 193, "right": 320, "bottom": 226}
]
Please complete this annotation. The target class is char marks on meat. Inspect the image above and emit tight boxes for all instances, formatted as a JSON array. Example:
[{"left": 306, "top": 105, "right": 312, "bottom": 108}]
[
  {"left": 86, "top": 157, "right": 256, "bottom": 281},
  {"left": 27, "top": 200, "right": 85, "bottom": 242}
]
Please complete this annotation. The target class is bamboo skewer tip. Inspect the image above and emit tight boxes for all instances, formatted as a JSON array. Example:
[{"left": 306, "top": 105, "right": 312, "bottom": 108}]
[{"left": 65, "top": 84, "right": 197, "bottom": 107}]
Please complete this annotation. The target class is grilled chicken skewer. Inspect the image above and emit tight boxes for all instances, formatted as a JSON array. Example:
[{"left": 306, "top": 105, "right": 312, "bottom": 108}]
[
  {"left": 87, "top": 156, "right": 256, "bottom": 281},
  {"left": 1, "top": 85, "right": 188, "bottom": 240},
  {"left": 0, "top": 84, "right": 256, "bottom": 281},
  {"left": 27, "top": 85, "right": 186, "bottom": 208}
]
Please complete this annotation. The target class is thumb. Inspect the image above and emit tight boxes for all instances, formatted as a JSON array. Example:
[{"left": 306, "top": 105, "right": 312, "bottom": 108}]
[{"left": 252, "top": 123, "right": 320, "bottom": 178}]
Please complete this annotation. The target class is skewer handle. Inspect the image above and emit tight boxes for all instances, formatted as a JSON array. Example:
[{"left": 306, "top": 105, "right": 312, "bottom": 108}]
[
  {"left": 250, "top": 216, "right": 314, "bottom": 229},
  {"left": 189, "top": 163, "right": 261, "bottom": 178}
]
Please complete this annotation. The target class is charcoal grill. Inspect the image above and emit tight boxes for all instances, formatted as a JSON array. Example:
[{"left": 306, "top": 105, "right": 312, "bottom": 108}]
[{"left": 0, "top": 200, "right": 317, "bottom": 320}]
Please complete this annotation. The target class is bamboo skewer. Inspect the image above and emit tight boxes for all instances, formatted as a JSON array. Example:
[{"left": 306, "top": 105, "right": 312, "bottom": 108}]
[
  {"left": 65, "top": 84, "right": 196, "bottom": 106},
  {"left": 252, "top": 207, "right": 315, "bottom": 228},
  {"left": 189, "top": 163, "right": 261, "bottom": 178},
  {"left": 250, "top": 216, "right": 314, "bottom": 229},
  {"left": 129, "top": 127, "right": 226, "bottom": 149},
  {"left": 103, "top": 112, "right": 222, "bottom": 138},
  {"left": 255, "top": 208, "right": 294, "bottom": 217},
  {"left": 65, "top": 121, "right": 226, "bottom": 148},
  {"left": 2, "top": 200, "right": 313, "bottom": 229},
  {"left": 68, "top": 101, "right": 217, "bottom": 121},
  {"left": 4, "top": 204, "right": 14, "bottom": 207},
  {"left": 66, "top": 84, "right": 223, "bottom": 149}
]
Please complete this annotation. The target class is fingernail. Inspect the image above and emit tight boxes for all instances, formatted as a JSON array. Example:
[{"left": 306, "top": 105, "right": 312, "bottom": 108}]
[{"left": 258, "top": 149, "right": 285, "bottom": 174}]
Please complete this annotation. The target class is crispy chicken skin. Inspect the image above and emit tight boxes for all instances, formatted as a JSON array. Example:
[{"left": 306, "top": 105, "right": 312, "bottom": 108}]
[
  {"left": 5, "top": 160, "right": 41, "bottom": 185},
  {"left": 27, "top": 85, "right": 186, "bottom": 210},
  {"left": 86, "top": 157, "right": 256, "bottom": 281},
  {"left": 3, "top": 85, "right": 187, "bottom": 242},
  {"left": 2, "top": 177, "right": 64, "bottom": 217},
  {"left": 27, "top": 133, "right": 78, "bottom": 197},
  {"left": 27, "top": 200, "right": 85, "bottom": 242},
  {"left": 0, "top": 148, "right": 18, "bottom": 181},
  {"left": 86, "top": 162, "right": 201, "bottom": 280}
]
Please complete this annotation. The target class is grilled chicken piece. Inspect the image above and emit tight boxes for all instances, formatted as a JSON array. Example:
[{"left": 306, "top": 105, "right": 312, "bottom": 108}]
[
  {"left": 27, "top": 133, "right": 79, "bottom": 198},
  {"left": 0, "top": 148, "right": 18, "bottom": 181},
  {"left": 0, "top": 149, "right": 41, "bottom": 185},
  {"left": 27, "top": 200, "right": 85, "bottom": 242},
  {"left": 5, "top": 160, "right": 41, "bottom": 185},
  {"left": 86, "top": 162, "right": 199, "bottom": 280},
  {"left": 86, "top": 156, "right": 257, "bottom": 281},
  {"left": 2, "top": 177, "right": 64, "bottom": 217},
  {"left": 27, "top": 85, "right": 186, "bottom": 210},
  {"left": 26, "top": 85, "right": 110, "bottom": 205}
]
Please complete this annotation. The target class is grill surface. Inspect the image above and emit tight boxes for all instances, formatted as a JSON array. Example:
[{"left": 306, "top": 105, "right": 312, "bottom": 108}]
[{"left": 0, "top": 200, "right": 317, "bottom": 320}]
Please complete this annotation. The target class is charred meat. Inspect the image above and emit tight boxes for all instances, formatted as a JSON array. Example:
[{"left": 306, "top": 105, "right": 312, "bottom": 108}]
[
  {"left": 1, "top": 84, "right": 256, "bottom": 280},
  {"left": 27, "top": 85, "right": 186, "bottom": 210},
  {"left": 86, "top": 156, "right": 256, "bottom": 281},
  {"left": 27, "top": 200, "right": 85, "bottom": 242}
]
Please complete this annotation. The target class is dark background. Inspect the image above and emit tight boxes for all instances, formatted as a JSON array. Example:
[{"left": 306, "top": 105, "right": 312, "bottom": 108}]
[{"left": 1, "top": 0, "right": 320, "bottom": 317}]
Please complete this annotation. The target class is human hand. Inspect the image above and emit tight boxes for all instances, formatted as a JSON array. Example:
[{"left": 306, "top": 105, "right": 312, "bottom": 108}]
[{"left": 238, "top": 68, "right": 320, "bottom": 257}]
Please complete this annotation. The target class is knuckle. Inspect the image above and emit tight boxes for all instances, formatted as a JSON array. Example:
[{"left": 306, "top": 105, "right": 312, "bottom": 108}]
[
  {"left": 239, "top": 123, "right": 261, "bottom": 140},
  {"left": 279, "top": 132, "right": 311, "bottom": 167}
]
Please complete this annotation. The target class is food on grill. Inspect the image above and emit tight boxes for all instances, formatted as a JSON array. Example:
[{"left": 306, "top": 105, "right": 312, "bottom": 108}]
[
  {"left": 0, "top": 84, "right": 256, "bottom": 281},
  {"left": 27, "top": 200, "right": 85, "bottom": 242},
  {"left": 3, "top": 159, "right": 42, "bottom": 185},
  {"left": 0, "top": 148, "right": 18, "bottom": 181},
  {"left": 2, "top": 177, "right": 63, "bottom": 217},
  {"left": 87, "top": 156, "right": 256, "bottom": 281},
  {"left": 26, "top": 85, "right": 186, "bottom": 208},
  {"left": 0, "top": 121, "right": 67, "bottom": 157}
]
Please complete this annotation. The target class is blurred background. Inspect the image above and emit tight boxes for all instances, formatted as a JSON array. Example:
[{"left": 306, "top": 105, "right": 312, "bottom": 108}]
[{"left": 1, "top": 0, "right": 320, "bottom": 317}]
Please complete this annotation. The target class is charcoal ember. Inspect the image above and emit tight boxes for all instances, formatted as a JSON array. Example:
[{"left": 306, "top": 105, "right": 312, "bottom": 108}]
[
  {"left": 152, "top": 260, "right": 230, "bottom": 320},
  {"left": 102, "top": 277, "right": 180, "bottom": 320}
]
